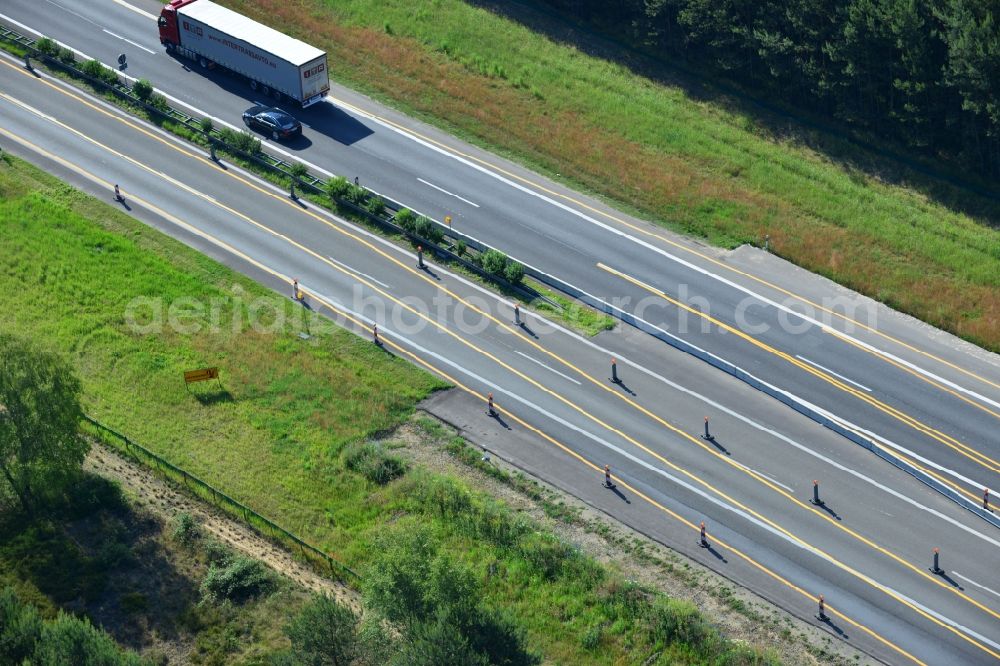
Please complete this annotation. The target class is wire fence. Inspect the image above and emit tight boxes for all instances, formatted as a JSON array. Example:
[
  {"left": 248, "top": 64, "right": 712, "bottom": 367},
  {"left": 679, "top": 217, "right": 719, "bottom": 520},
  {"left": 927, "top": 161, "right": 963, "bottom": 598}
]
[{"left": 82, "top": 415, "right": 359, "bottom": 581}]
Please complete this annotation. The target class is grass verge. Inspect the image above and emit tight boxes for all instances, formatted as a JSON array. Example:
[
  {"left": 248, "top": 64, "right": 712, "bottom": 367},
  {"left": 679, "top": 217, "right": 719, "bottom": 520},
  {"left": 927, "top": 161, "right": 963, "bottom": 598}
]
[
  {"left": 218, "top": 0, "right": 1000, "bottom": 351},
  {"left": 0, "top": 153, "right": 779, "bottom": 663},
  {"left": 0, "top": 35, "right": 613, "bottom": 339}
]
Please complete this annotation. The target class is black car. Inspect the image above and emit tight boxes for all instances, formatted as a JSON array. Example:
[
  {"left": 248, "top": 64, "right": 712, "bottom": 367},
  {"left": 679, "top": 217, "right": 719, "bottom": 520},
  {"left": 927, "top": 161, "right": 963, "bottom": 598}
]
[{"left": 242, "top": 106, "right": 302, "bottom": 141}]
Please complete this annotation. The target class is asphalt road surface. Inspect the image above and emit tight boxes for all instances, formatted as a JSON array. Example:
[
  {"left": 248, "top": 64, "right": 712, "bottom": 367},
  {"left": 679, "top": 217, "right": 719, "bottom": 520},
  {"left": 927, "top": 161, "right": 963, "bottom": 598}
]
[{"left": 1, "top": 7, "right": 998, "bottom": 664}]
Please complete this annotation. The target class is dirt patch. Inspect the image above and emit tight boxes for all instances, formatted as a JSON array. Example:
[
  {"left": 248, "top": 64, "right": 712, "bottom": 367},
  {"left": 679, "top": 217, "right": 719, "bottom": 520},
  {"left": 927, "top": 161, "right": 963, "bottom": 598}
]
[
  {"left": 396, "top": 412, "right": 873, "bottom": 666},
  {"left": 85, "top": 443, "right": 356, "bottom": 610}
]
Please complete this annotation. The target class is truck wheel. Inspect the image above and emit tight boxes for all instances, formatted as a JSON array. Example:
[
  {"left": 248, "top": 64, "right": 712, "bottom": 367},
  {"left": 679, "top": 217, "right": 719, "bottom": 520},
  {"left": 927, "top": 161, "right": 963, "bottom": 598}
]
[
  {"left": 249, "top": 80, "right": 259, "bottom": 91},
  {"left": 165, "top": 42, "right": 175, "bottom": 53},
  {"left": 261, "top": 86, "right": 271, "bottom": 97},
  {"left": 198, "top": 56, "right": 208, "bottom": 69}
]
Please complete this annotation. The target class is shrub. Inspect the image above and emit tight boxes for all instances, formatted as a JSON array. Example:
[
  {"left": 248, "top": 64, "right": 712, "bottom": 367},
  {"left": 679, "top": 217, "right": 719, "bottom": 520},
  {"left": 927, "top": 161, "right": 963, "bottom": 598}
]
[
  {"left": 200, "top": 556, "right": 273, "bottom": 603},
  {"left": 344, "top": 442, "right": 408, "bottom": 486},
  {"left": 365, "top": 196, "right": 387, "bottom": 217},
  {"left": 284, "top": 595, "right": 360, "bottom": 666},
  {"left": 149, "top": 94, "right": 170, "bottom": 113},
  {"left": 394, "top": 208, "right": 417, "bottom": 232},
  {"left": 171, "top": 512, "right": 199, "bottom": 546},
  {"left": 412, "top": 216, "right": 444, "bottom": 244},
  {"left": 34, "top": 38, "right": 58, "bottom": 55},
  {"left": 413, "top": 215, "right": 430, "bottom": 239},
  {"left": 364, "top": 526, "right": 539, "bottom": 666},
  {"left": 230, "top": 130, "right": 261, "bottom": 155},
  {"left": 218, "top": 127, "right": 237, "bottom": 145},
  {"left": 347, "top": 184, "right": 368, "bottom": 205},
  {"left": 80, "top": 59, "right": 105, "bottom": 79},
  {"left": 132, "top": 78, "right": 153, "bottom": 101},
  {"left": 80, "top": 60, "right": 118, "bottom": 86},
  {"left": 455, "top": 240, "right": 467, "bottom": 257},
  {"left": 35, "top": 612, "right": 144, "bottom": 665},
  {"left": 424, "top": 222, "right": 444, "bottom": 245},
  {"left": 504, "top": 260, "right": 525, "bottom": 285},
  {"left": 289, "top": 162, "right": 309, "bottom": 181},
  {"left": 325, "top": 175, "right": 351, "bottom": 200},
  {"left": 58, "top": 47, "right": 76, "bottom": 65},
  {"left": 392, "top": 615, "right": 487, "bottom": 666},
  {"left": 0, "top": 587, "right": 42, "bottom": 664},
  {"left": 199, "top": 117, "right": 213, "bottom": 133},
  {"left": 481, "top": 249, "right": 508, "bottom": 276}
]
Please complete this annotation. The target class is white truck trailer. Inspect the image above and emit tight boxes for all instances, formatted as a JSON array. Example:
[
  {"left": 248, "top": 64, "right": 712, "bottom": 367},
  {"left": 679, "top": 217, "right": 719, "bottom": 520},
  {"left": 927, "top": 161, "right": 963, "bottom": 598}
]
[{"left": 157, "top": 0, "right": 329, "bottom": 107}]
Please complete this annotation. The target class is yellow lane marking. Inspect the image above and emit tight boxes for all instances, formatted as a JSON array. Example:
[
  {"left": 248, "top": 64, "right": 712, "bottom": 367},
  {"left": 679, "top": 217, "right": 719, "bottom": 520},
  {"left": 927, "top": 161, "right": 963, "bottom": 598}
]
[
  {"left": 3, "top": 120, "right": 989, "bottom": 663},
  {"left": 825, "top": 326, "right": 1000, "bottom": 423},
  {"left": 297, "top": 286, "right": 958, "bottom": 666},
  {"left": 598, "top": 262, "right": 1000, "bottom": 480},
  {"left": 330, "top": 96, "right": 1000, "bottom": 396},
  {"left": 8, "top": 64, "right": 999, "bottom": 630}
]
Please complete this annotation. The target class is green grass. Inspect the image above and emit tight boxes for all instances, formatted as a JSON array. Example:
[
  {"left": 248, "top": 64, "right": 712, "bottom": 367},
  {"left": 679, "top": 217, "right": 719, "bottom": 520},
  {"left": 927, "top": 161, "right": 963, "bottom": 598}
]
[
  {"left": 0, "top": 155, "right": 445, "bottom": 556},
  {"left": 220, "top": 0, "right": 1000, "bottom": 350},
  {"left": 0, "top": 154, "right": 779, "bottom": 663},
  {"left": 5, "top": 37, "right": 615, "bottom": 341},
  {"left": 527, "top": 278, "right": 616, "bottom": 336}
]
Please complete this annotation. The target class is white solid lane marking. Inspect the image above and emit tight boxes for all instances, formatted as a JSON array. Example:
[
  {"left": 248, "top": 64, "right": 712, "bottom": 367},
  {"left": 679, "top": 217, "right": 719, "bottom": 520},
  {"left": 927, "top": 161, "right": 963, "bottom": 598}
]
[
  {"left": 331, "top": 96, "right": 1000, "bottom": 412},
  {"left": 7, "top": 112, "right": 996, "bottom": 654},
  {"left": 0, "top": 12, "right": 339, "bottom": 181},
  {"left": 952, "top": 572, "right": 1000, "bottom": 601},
  {"left": 417, "top": 177, "right": 480, "bottom": 207},
  {"left": 514, "top": 351, "right": 581, "bottom": 385},
  {"left": 327, "top": 256, "right": 391, "bottom": 289},
  {"left": 10, "top": 74, "right": 995, "bottom": 549},
  {"left": 291, "top": 293, "right": 1000, "bottom": 656},
  {"left": 795, "top": 355, "right": 872, "bottom": 392}
]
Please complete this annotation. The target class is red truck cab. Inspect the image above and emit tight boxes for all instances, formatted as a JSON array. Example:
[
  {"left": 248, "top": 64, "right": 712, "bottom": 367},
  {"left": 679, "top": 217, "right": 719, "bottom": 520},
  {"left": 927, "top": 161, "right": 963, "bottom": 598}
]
[{"left": 157, "top": 0, "right": 198, "bottom": 48}]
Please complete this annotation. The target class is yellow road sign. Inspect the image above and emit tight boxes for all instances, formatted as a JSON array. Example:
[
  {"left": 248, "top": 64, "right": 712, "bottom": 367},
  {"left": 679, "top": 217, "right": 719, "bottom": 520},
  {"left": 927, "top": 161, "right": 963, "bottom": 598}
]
[{"left": 184, "top": 367, "right": 219, "bottom": 384}]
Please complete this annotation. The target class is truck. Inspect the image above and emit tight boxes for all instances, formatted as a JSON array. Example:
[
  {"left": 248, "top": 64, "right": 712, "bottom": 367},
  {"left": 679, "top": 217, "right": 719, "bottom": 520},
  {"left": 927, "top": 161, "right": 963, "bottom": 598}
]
[{"left": 157, "top": 0, "right": 329, "bottom": 108}]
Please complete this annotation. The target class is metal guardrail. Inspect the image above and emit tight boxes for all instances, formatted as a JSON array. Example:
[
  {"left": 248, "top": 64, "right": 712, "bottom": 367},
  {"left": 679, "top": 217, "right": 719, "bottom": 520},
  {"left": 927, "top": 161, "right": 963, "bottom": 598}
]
[
  {"left": 513, "top": 267, "right": 1000, "bottom": 529},
  {"left": 82, "top": 415, "right": 360, "bottom": 580},
  {"left": 0, "top": 23, "right": 540, "bottom": 302},
  {"left": 6, "top": 24, "right": 991, "bottom": 527}
]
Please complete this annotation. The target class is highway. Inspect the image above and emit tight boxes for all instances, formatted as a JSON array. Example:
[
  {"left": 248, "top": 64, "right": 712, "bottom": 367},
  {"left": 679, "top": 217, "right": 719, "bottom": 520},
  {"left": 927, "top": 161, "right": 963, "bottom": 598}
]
[
  {"left": 0, "top": 4, "right": 998, "bottom": 664},
  {"left": 3, "top": 0, "right": 996, "bottom": 518}
]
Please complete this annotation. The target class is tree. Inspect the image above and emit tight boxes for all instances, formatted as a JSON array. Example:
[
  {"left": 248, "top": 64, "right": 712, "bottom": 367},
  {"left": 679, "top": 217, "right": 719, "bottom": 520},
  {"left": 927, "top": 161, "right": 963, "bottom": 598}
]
[
  {"left": 34, "top": 612, "right": 144, "bottom": 666},
  {"left": 0, "top": 587, "right": 42, "bottom": 664},
  {"left": 0, "top": 335, "right": 88, "bottom": 514},
  {"left": 390, "top": 613, "right": 487, "bottom": 666},
  {"left": 285, "top": 594, "right": 361, "bottom": 666}
]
